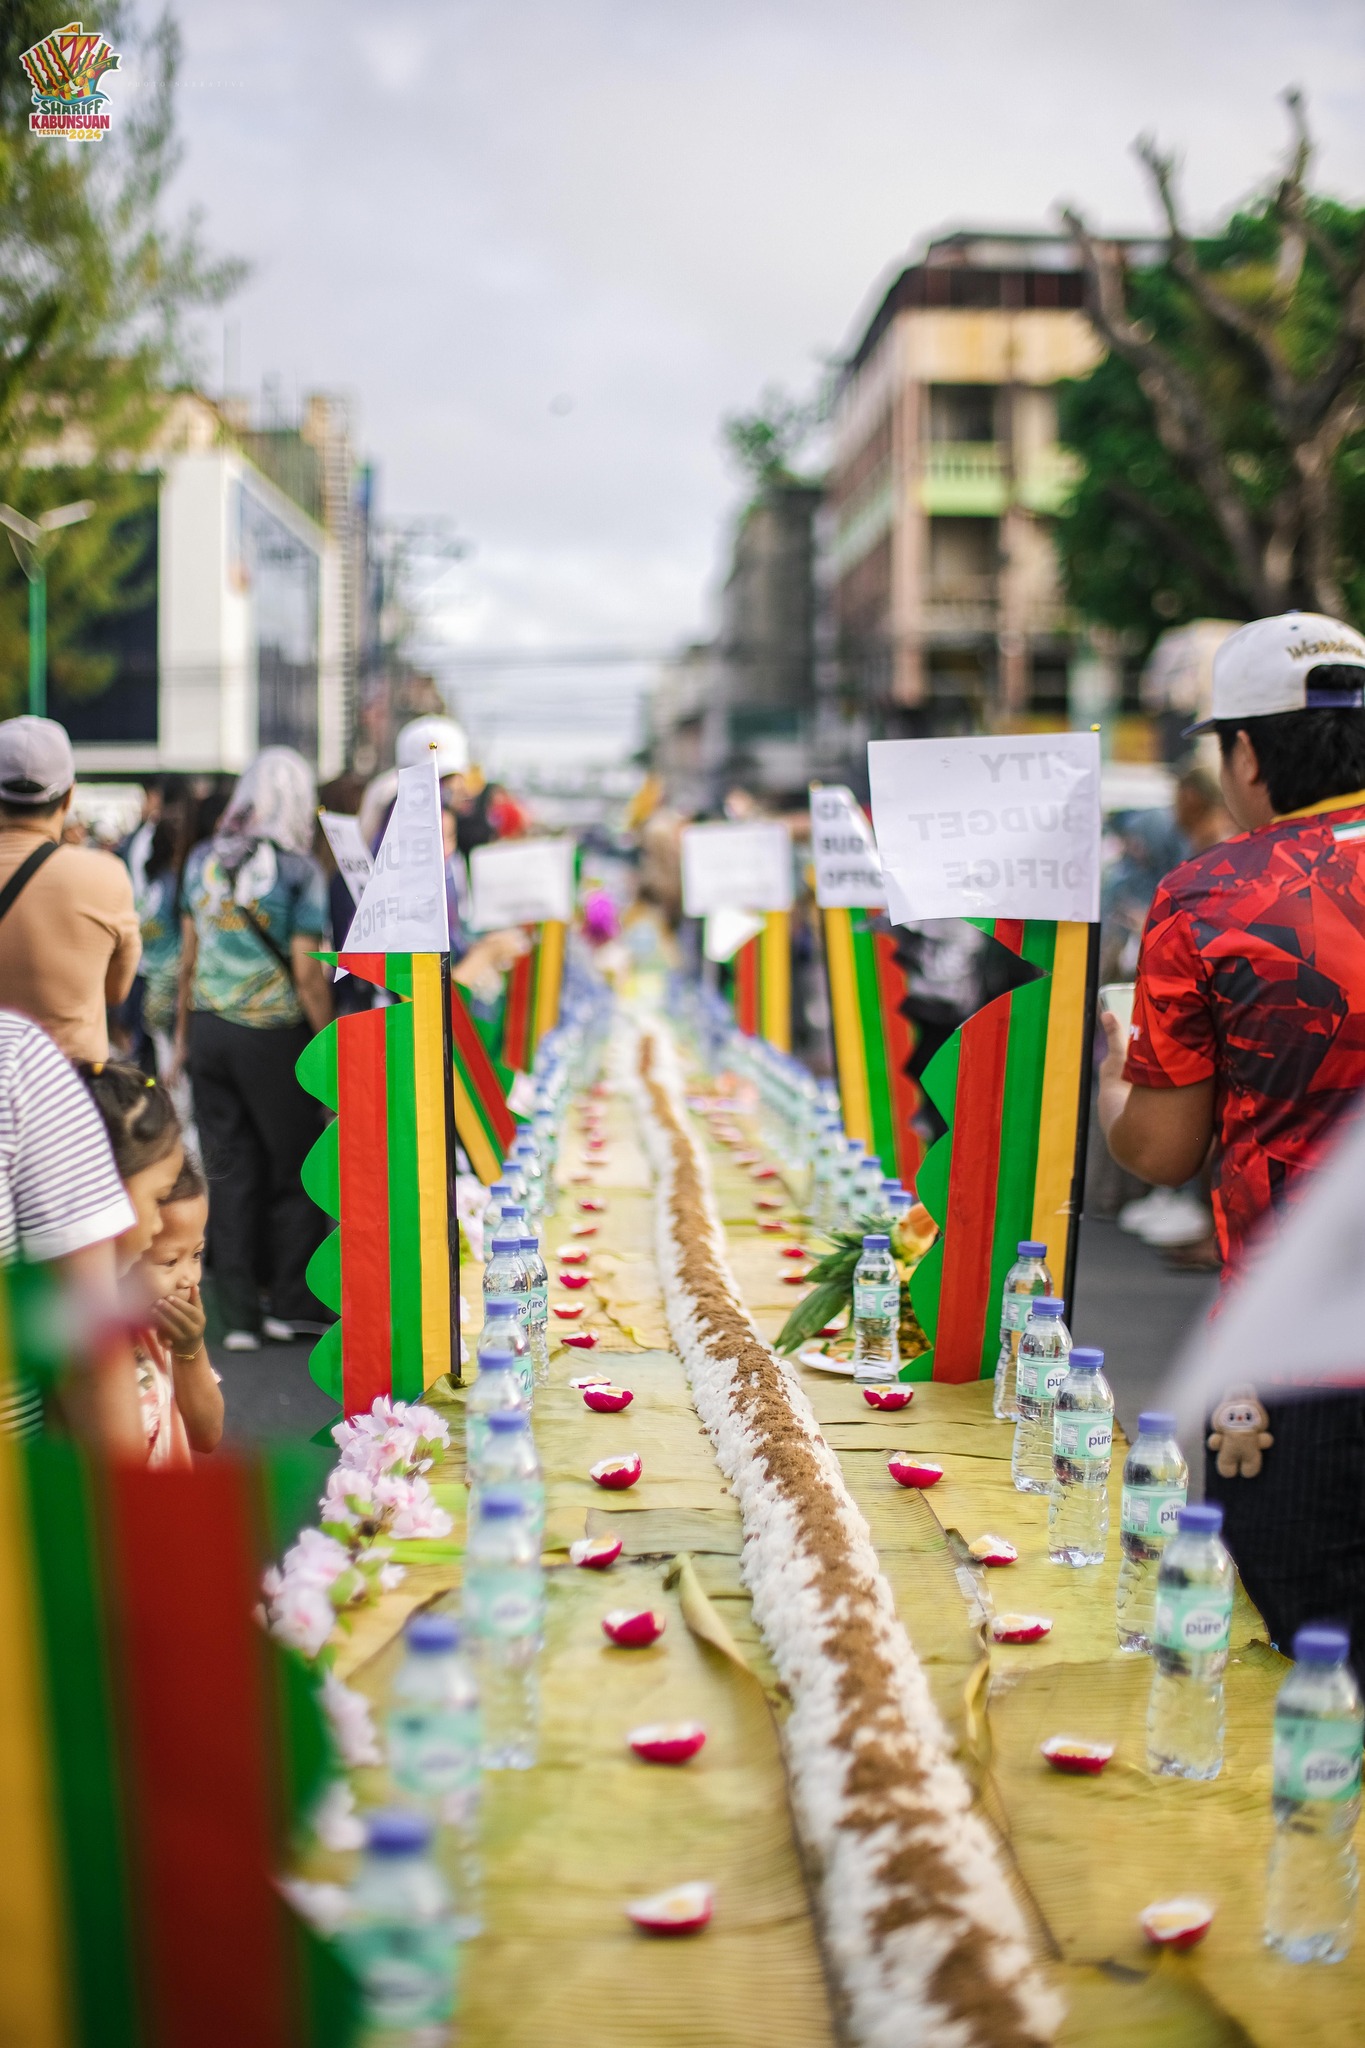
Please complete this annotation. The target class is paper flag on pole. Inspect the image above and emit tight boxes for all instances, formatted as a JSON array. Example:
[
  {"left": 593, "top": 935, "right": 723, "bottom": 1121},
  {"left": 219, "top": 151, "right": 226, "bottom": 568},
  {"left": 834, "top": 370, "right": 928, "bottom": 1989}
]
[
  {"left": 341, "top": 760, "right": 448, "bottom": 954},
  {"left": 319, "top": 811, "right": 374, "bottom": 908},
  {"left": 810, "top": 785, "right": 886, "bottom": 910},
  {"left": 1167, "top": 1103, "right": 1365, "bottom": 1434},
  {"left": 680, "top": 820, "right": 793, "bottom": 918}
]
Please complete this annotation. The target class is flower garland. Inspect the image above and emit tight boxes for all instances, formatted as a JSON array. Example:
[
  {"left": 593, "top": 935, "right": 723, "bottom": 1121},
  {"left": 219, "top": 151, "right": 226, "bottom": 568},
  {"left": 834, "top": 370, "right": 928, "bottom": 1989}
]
[{"left": 634, "top": 1022, "right": 1061, "bottom": 2048}]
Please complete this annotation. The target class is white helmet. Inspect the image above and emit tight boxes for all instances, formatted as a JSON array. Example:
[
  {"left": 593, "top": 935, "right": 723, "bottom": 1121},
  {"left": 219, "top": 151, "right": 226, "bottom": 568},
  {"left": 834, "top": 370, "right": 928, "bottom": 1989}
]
[{"left": 396, "top": 714, "right": 470, "bottom": 777}]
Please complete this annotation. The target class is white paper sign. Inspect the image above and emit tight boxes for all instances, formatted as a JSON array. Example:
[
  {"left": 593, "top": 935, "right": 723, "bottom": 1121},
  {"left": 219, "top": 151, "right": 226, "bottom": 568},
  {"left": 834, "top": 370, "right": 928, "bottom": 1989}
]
[
  {"left": 319, "top": 811, "right": 374, "bottom": 907},
  {"left": 341, "top": 760, "right": 450, "bottom": 953},
  {"left": 680, "top": 820, "right": 793, "bottom": 918},
  {"left": 868, "top": 732, "right": 1101, "bottom": 925},
  {"left": 469, "top": 836, "right": 574, "bottom": 930},
  {"left": 703, "top": 907, "right": 764, "bottom": 962},
  {"left": 809, "top": 785, "right": 886, "bottom": 909}
]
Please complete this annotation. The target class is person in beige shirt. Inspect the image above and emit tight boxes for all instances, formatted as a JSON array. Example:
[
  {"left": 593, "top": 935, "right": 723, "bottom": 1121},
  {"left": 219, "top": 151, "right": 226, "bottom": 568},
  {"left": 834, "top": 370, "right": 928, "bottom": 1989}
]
[{"left": 0, "top": 716, "right": 140, "bottom": 1062}]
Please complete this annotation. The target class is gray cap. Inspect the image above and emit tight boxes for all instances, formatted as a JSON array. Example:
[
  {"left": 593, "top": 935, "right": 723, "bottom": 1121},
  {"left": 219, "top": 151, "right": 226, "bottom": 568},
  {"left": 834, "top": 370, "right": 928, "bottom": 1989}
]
[{"left": 0, "top": 716, "right": 74, "bottom": 805}]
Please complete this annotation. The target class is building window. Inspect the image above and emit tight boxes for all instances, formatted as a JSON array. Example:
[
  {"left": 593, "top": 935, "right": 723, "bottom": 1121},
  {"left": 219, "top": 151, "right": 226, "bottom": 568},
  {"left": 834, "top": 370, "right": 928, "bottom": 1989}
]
[
  {"left": 234, "top": 482, "right": 320, "bottom": 763},
  {"left": 928, "top": 385, "right": 998, "bottom": 443},
  {"left": 927, "top": 517, "right": 998, "bottom": 600}
]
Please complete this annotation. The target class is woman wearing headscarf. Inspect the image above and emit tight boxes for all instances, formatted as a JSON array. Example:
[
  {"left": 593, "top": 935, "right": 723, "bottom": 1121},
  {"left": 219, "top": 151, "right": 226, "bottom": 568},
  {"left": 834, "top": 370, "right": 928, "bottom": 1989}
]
[{"left": 172, "top": 748, "right": 332, "bottom": 1350}]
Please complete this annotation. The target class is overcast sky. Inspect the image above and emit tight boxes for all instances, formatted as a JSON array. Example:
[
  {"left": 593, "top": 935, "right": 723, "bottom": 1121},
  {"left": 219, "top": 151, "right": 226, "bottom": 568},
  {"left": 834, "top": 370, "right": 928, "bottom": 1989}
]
[{"left": 161, "top": 0, "right": 1365, "bottom": 767}]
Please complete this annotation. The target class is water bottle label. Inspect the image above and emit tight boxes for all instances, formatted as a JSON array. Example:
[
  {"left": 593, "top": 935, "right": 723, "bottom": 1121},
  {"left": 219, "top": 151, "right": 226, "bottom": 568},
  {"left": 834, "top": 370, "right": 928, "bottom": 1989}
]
[
  {"left": 1053, "top": 1414, "right": 1112, "bottom": 1463},
  {"left": 528, "top": 1283, "right": 549, "bottom": 1327},
  {"left": 388, "top": 1706, "right": 482, "bottom": 1797},
  {"left": 1017, "top": 1355, "right": 1070, "bottom": 1402},
  {"left": 465, "top": 1566, "right": 543, "bottom": 1640},
  {"left": 1121, "top": 1484, "right": 1185, "bottom": 1536},
  {"left": 1000, "top": 1294, "right": 1032, "bottom": 1337},
  {"left": 1154, "top": 1584, "right": 1231, "bottom": 1653},
  {"left": 343, "top": 1926, "right": 458, "bottom": 2027},
  {"left": 1273, "top": 1717, "right": 1363, "bottom": 1803},
  {"left": 854, "top": 1281, "right": 900, "bottom": 1321}
]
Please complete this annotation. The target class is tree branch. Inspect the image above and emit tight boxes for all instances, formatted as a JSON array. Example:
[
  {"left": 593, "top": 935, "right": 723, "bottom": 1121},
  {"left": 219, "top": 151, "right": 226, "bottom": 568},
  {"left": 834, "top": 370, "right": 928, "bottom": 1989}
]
[{"left": 1099, "top": 478, "right": 1252, "bottom": 616}]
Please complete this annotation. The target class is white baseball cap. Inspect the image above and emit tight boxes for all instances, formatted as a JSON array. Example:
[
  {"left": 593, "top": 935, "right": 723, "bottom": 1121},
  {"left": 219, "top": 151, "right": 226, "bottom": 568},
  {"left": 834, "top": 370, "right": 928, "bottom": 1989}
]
[
  {"left": 0, "top": 715, "right": 75, "bottom": 804},
  {"left": 1185, "top": 611, "right": 1365, "bottom": 734},
  {"left": 395, "top": 714, "right": 470, "bottom": 777}
]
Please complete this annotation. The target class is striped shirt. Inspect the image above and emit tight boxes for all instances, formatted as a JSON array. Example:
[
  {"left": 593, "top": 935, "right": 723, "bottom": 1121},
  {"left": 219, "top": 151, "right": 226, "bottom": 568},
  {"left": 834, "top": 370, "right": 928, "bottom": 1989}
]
[{"left": 0, "top": 1010, "right": 134, "bottom": 1436}]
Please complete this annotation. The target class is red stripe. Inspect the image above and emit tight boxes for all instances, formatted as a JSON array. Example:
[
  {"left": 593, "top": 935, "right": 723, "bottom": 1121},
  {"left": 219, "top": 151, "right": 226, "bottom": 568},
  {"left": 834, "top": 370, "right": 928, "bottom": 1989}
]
[
  {"left": 502, "top": 951, "right": 533, "bottom": 1070},
  {"left": 873, "top": 931, "right": 924, "bottom": 1187},
  {"left": 339, "top": 1007, "right": 392, "bottom": 1412},
  {"left": 735, "top": 939, "right": 759, "bottom": 1036},
  {"left": 932, "top": 920, "right": 1022, "bottom": 1382},
  {"left": 450, "top": 985, "right": 517, "bottom": 1151},
  {"left": 107, "top": 1462, "right": 293, "bottom": 2048},
  {"left": 338, "top": 952, "right": 388, "bottom": 990}
]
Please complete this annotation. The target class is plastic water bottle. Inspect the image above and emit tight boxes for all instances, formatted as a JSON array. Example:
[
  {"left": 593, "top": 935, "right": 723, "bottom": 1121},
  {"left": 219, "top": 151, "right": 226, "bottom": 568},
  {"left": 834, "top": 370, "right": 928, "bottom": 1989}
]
[
  {"left": 852, "top": 1232, "right": 900, "bottom": 1382},
  {"left": 477, "top": 1300, "right": 531, "bottom": 1401},
  {"left": 838, "top": 1139, "right": 866, "bottom": 1225},
  {"left": 1011, "top": 1297, "right": 1071, "bottom": 1493},
  {"left": 482, "top": 1233, "right": 532, "bottom": 1398},
  {"left": 855, "top": 1155, "right": 885, "bottom": 1217},
  {"left": 1116, "top": 1411, "right": 1188, "bottom": 1651},
  {"left": 512, "top": 1135, "right": 545, "bottom": 1220},
  {"left": 810, "top": 1116, "right": 842, "bottom": 1231},
  {"left": 483, "top": 1180, "right": 514, "bottom": 1237},
  {"left": 1048, "top": 1347, "right": 1113, "bottom": 1566},
  {"left": 993, "top": 1241, "right": 1051, "bottom": 1420},
  {"left": 1147, "top": 1502, "right": 1234, "bottom": 1780},
  {"left": 468, "top": 1410, "right": 545, "bottom": 1537},
  {"left": 1266, "top": 1625, "right": 1363, "bottom": 1963},
  {"left": 342, "top": 1809, "right": 458, "bottom": 2044},
  {"left": 518, "top": 1234, "right": 550, "bottom": 1384},
  {"left": 386, "top": 1614, "right": 482, "bottom": 1938},
  {"left": 462, "top": 1491, "right": 543, "bottom": 1769},
  {"left": 466, "top": 1341, "right": 528, "bottom": 1469}
]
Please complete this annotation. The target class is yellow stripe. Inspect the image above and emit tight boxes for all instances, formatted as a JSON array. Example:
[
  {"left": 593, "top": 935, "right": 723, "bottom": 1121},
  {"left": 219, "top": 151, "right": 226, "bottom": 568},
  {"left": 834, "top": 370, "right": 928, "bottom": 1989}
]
[
  {"left": 0, "top": 1294, "right": 71, "bottom": 2048},
  {"left": 823, "top": 908, "right": 872, "bottom": 1148},
  {"left": 411, "top": 955, "right": 452, "bottom": 1389},
  {"left": 759, "top": 911, "right": 791, "bottom": 1053},
  {"left": 532, "top": 921, "right": 566, "bottom": 1049},
  {"left": 1277, "top": 785, "right": 1365, "bottom": 821},
  {"left": 1031, "top": 919, "right": 1089, "bottom": 1271},
  {"left": 450, "top": 1064, "right": 502, "bottom": 1186}
]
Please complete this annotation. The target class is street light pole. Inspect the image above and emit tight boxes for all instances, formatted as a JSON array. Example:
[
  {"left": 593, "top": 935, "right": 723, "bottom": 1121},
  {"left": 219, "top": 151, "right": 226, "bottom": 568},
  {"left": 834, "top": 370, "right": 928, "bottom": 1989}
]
[{"left": 0, "top": 500, "right": 95, "bottom": 717}]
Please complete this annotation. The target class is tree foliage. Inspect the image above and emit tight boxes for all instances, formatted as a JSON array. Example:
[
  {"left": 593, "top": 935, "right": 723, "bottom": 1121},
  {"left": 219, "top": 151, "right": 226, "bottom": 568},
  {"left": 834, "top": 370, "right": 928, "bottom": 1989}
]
[
  {"left": 0, "top": 3, "right": 244, "bottom": 713},
  {"left": 722, "top": 383, "right": 824, "bottom": 496},
  {"left": 1056, "top": 95, "right": 1365, "bottom": 647}
]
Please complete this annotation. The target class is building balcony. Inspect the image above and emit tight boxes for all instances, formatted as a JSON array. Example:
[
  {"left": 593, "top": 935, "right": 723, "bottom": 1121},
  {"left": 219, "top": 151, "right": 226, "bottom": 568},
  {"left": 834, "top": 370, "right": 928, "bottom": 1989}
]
[
  {"left": 918, "top": 580, "right": 1075, "bottom": 639},
  {"left": 918, "top": 443, "right": 1081, "bottom": 516}
]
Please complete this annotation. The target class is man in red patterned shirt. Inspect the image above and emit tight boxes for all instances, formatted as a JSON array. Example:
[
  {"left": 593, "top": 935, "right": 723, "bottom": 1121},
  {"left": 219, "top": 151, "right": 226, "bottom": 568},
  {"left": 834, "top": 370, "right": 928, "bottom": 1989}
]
[{"left": 1099, "top": 611, "right": 1365, "bottom": 1668}]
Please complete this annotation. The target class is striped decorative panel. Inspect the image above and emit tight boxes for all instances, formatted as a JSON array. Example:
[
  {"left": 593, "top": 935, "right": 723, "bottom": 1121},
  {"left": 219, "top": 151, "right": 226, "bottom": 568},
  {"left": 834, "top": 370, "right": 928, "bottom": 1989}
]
[
  {"left": 822, "top": 907, "right": 924, "bottom": 1189},
  {"left": 500, "top": 921, "right": 568, "bottom": 1073},
  {"left": 731, "top": 912, "right": 792, "bottom": 1053},
  {"left": 908, "top": 919, "right": 1091, "bottom": 1383}
]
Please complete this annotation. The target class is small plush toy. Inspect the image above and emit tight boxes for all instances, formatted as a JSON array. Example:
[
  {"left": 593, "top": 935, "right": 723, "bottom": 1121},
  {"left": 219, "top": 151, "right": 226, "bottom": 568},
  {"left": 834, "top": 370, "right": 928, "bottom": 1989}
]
[{"left": 1207, "top": 1386, "right": 1274, "bottom": 1479}]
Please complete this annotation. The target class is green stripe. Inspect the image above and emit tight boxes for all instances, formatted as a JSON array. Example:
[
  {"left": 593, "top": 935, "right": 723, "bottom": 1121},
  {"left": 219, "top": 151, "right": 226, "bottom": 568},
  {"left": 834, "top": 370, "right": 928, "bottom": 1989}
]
[
  {"left": 383, "top": 955, "right": 414, "bottom": 1002},
  {"left": 24, "top": 1439, "right": 140, "bottom": 2048},
  {"left": 850, "top": 923, "right": 896, "bottom": 1171},
  {"left": 385, "top": 1003, "right": 426, "bottom": 1400},
  {"left": 906, "top": 1029, "right": 959, "bottom": 1376},
  {"left": 295, "top": 1918, "right": 363, "bottom": 2047},
  {"left": 980, "top": 920, "right": 1057, "bottom": 1377},
  {"left": 260, "top": 1445, "right": 335, "bottom": 1562}
]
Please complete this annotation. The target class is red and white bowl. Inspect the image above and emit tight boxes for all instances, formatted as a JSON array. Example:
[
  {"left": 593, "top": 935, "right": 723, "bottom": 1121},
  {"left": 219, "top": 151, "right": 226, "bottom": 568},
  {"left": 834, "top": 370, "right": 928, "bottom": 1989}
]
[
  {"left": 862, "top": 1386, "right": 913, "bottom": 1410},
  {"left": 626, "top": 1881, "right": 713, "bottom": 1935},
  {"left": 583, "top": 1385, "right": 633, "bottom": 1412},
  {"left": 569, "top": 1371, "right": 611, "bottom": 1388},
  {"left": 579, "top": 1199, "right": 606, "bottom": 1214},
  {"left": 1040, "top": 1735, "right": 1114, "bottom": 1775},
  {"left": 1139, "top": 1898, "right": 1214, "bottom": 1949},
  {"left": 569, "top": 1534, "right": 622, "bottom": 1570},
  {"left": 591, "top": 1453, "right": 642, "bottom": 1490},
  {"left": 564, "top": 1332, "right": 600, "bottom": 1351},
  {"left": 780, "top": 1246, "right": 807, "bottom": 1260},
  {"left": 991, "top": 1613, "right": 1052, "bottom": 1645},
  {"left": 559, "top": 1248, "right": 589, "bottom": 1265},
  {"left": 887, "top": 1453, "right": 943, "bottom": 1488},
  {"left": 554, "top": 1305, "right": 584, "bottom": 1321},
  {"left": 559, "top": 1272, "right": 591, "bottom": 1291},
  {"left": 628, "top": 1720, "right": 706, "bottom": 1764},
  {"left": 967, "top": 1534, "right": 1019, "bottom": 1567},
  {"left": 602, "top": 1607, "right": 665, "bottom": 1647}
]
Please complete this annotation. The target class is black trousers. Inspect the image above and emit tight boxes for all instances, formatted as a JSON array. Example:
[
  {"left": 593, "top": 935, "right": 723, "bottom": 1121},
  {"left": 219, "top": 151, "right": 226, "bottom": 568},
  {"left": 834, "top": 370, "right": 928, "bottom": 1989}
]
[
  {"left": 188, "top": 1011, "right": 326, "bottom": 1333},
  {"left": 1206, "top": 1390, "right": 1365, "bottom": 1691}
]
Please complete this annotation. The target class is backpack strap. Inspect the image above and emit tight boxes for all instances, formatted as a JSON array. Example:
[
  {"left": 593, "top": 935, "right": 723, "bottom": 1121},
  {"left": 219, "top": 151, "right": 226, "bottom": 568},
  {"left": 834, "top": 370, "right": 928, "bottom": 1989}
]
[{"left": 0, "top": 839, "right": 59, "bottom": 926}]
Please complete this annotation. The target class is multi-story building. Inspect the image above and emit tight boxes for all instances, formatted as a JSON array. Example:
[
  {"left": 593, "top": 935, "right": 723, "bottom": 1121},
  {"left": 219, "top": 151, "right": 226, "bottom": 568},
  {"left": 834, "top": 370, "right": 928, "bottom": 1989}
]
[
  {"left": 830, "top": 229, "right": 1138, "bottom": 749},
  {"left": 51, "top": 389, "right": 373, "bottom": 781}
]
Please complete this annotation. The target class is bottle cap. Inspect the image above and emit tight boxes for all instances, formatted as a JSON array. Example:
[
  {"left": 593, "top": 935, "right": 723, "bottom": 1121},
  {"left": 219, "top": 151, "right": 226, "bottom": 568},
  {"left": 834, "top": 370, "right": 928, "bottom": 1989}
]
[
  {"left": 479, "top": 1489, "right": 525, "bottom": 1520},
  {"left": 1027, "top": 1296, "right": 1064, "bottom": 1319},
  {"left": 1018, "top": 1241, "right": 1048, "bottom": 1258},
  {"left": 502, "top": 1205, "right": 527, "bottom": 1222},
  {"left": 862, "top": 1156, "right": 882, "bottom": 1175},
  {"left": 1293, "top": 1623, "right": 1351, "bottom": 1666},
  {"left": 1137, "top": 1410, "right": 1177, "bottom": 1435},
  {"left": 490, "top": 1233, "right": 523, "bottom": 1255},
  {"left": 490, "top": 1182, "right": 512, "bottom": 1199},
  {"left": 487, "top": 1410, "right": 528, "bottom": 1433},
  {"left": 520, "top": 1236, "right": 539, "bottom": 1253},
  {"left": 1068, "top": 1347, "right": 1104, "bottom": 1372},
  {"left": 406, "top": 1613, "right": 460, "bottom": 1654},
  {"left": 861, "top": 1233, "right": 890, "bottom": 1250},
  {"left": 1177, "top": 1503, "right": 1223, "bottom": 1535},
  {"left": 880, "top": 1178, "right": 902, "bottom": 1194},
  {"left": 367, "top": 1808, "right": 431, "bottom": 1857},
  {"left": 484, "top": 1300, "right": 520, "bottom": 1318},
  {"left": 477, "top": 1344, "right": 517, "bottom": 1370},
  {"left": 846, "top": 1139, "right": 865, "bottom": 1155}
]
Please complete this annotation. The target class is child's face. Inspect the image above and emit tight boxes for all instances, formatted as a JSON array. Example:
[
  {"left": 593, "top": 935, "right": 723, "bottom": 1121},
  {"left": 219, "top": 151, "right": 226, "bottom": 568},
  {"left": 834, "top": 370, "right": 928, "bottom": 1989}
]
[
  {"left": 117, "top": 1142, "right": 185, "bottom": 1271},
  {"left": 140, "top": 1193, "right": 207, "bottom": 1302}
]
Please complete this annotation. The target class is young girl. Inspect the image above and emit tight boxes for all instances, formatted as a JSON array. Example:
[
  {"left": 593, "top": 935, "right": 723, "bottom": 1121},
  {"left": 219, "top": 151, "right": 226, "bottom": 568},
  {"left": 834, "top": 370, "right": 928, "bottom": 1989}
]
[
  {"left": 77, "top": 1062, "right": 222, "bottom": 1463},
  {"left": 137, "top": 1156, "right": 224, "bottom": 1463}
]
